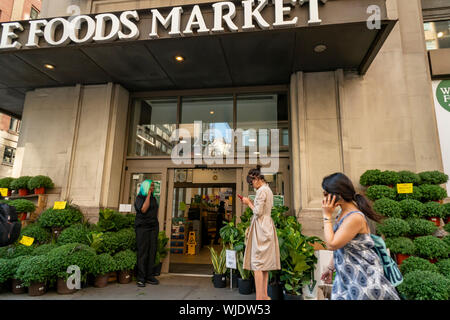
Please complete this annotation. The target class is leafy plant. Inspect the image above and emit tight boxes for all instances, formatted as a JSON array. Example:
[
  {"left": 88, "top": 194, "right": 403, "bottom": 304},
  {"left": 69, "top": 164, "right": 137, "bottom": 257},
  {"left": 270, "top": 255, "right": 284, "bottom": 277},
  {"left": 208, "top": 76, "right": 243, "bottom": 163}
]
[
  {"left": 91, "top": 253, "right": 117, "bottom": 276},
  {"left": 8, "top": 199, "right": 36, "bottom": 213},
  {"left": 397, "top": 270, "right": 450, "bottom": 300},
  {"left": 399, "top": 199, "right": 424, "bottom": 219},
  {"left": 15, "top": 255, "right": 52, "bottom": 286},
  {"left": 418, "top": 171, "right": 449, "bottom": 185},
  {"left": 436, "top": 259, "right": 450, "bottom": 279},
  {"left": 396, "top": 186, "right": 423, "bottom": 201},
  {"left": 20, "top": 223, "right": 51, "bottom": 244},
  {"left": 420, "top": 202, "right": 444, "bottom": 219},
  {"left": 236, "top": 251, "right": 252, "bottom": 280},
  {"left": 443, "top": 235, "right": 450, "bottom": 249},
  {"left": 97, "top": 228, "right": 136, "bottom": 254},
  {"left": 96, "top": 209, "right": 130, "bottom": 232},
  {"left": 219, "top": 220, "right": 241, "bottom": 251},
  {"left": 418, "top": 184, "right": 447, "bottom": 202},
  {"left": 373, "top": 198, "right": 402, "bottom": 218},
  {"left": 0, "top": 256, "right": 29, "bottom": 283},
  {"left": 0, "top": 177, "right": 15, "bottom": 189},
  {"left": 413, "top": 236, "right": 449, "bottom": 260},
  {"left": 385, "top": 237, "right": 415, "bottom": 255},
  {"left": 360, "top": 169, "right": 383, "bottom": 187},
  {"left": 376, "top": 218, "right": 410, "bottom": 238},
  {"left": 57, "top": 224, "right": 91, "bottom": 245},
  {"left": 406, "top": 218, "right": 438, "bottom": 237},
  {"left": 4, "top": 244, "right": 36, "bottom": 259},
  {"left": 87, "top": 231, "right": 104, "bottom": 252},
  {"left": 379, "top": 170, "right": 400, "bottom": 186},
  {"left": 113, "top": 249, "right": 137, "bottom": 271},
  {"left": 209, "top": 245, "right": 227, "bottom": 275},
  {"left": 445, "top": 223, "right": 450, "bottom": 233},
  {"left": 365, "top": 185, "right": 397, "bottom": 201},
  {"left": 397, "top": 171, "right": 421, "bottom": 185},
  {"left": 442, "top": 203, "right": 450, "bottom": 219},
  {"left": 400, "top": 256, "right": 438, "bottom": 276},
  {"left": 10, "top": 176, "right": 32, "bottom": 190},
  {"left": 38, "top": 206, "right": 84, "bottom": 228},
  {"left": 27, "top": 175, "right": 54, "bottom": 190},
  {"left": 155, "top": 231, "right": 169, "bottom": 265},
  {"left": 32, "top": 243, "right": 58, "bottom": 256}
]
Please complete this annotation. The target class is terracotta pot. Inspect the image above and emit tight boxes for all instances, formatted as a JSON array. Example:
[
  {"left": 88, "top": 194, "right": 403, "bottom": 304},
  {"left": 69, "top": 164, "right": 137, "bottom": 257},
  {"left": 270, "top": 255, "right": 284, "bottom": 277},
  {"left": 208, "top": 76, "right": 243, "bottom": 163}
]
[
  {"left": 28, "top": 281, "right": 46, "bottom": 296},
  {"left": 94, "top": 274, "right": 109, "bottom": 288},
  {"left": 396, "top": 253, "right": 410, "bottom": 266},
  {"left": 11, "top": 279, "right": 26, "bottom": 294},
  {"left": 429, "top": 258, "right": 438, "bottom": 264},
  {"left": 18, "top": 188, "right": 28, "bottom": 196},
  {"left": 117, "top": 270, "right": 132, "bottom": 284},
  {"left": 426, "top": 217, "right": 440, "bottom": 227},
  {"left": 34, "top": 187, "right": 45, "bottom": 195},
  {"left": 7, "top": 190, "right": 11, "bottom": 197},
  {"left": 18, "top": 213, "right": 27, "bottom": 221},
  {"left": 445, "top": 217, "right": 450, "bottom": 225},
  {"left": 57, "top": 277, "right": 77, "bottom": 295}
]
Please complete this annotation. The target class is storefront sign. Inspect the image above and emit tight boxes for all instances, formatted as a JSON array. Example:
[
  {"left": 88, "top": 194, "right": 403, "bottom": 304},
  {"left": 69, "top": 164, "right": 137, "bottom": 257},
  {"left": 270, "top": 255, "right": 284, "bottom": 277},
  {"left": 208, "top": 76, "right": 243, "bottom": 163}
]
[
  {"left": 153, "top": 181, "right": 161, "bottom": 196},
  {"left": 273, "top": 195, "right": 284, "bottom": 206},
  {"left": 396, "top": 183, "right": 413, "bottom": 194},
  {"left": 0, "top": 0, "right": 327, "bottom": 50},
  {"left": 436, "top": 80, "right": 450, "bottom": 113}
]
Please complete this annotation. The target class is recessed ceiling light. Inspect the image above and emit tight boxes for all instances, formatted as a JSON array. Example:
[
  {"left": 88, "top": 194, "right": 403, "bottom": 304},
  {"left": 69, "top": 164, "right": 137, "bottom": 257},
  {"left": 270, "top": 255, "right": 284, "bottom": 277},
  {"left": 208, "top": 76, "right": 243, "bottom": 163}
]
[
  {"left": 314, "top": 44, "right": 327, "bottom": 53},
  {"left": 210, "top": 110, "right": 214, "bottom": 115},
  {"left": 175, "top": 55, "right": 184, "bottom": 62},
  {"left": 249, "top": 138, "right": 257, "bottom": 142},
  {"left": 44, "top": 64, "right": 55, "bottom": 70},
  {"left": 437, "top": 32, "right": 444, "bottom": 38},
  {"left": 253, "top": 152, "right": 260, "bottom": 155}
]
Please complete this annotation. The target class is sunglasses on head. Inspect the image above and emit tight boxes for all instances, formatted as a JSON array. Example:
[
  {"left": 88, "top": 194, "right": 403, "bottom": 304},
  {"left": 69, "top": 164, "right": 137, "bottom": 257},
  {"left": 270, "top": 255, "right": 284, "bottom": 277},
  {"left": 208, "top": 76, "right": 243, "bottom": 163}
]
[{"left": 246, "top": 175, "right": 256, "bottom": 184}]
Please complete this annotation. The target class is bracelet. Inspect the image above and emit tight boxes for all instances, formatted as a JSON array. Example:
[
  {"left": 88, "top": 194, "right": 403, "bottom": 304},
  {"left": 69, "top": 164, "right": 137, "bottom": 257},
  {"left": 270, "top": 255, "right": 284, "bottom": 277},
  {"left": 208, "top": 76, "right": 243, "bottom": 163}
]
[{"left": 328, "top": 266, "right": 335, "bottom": 272}]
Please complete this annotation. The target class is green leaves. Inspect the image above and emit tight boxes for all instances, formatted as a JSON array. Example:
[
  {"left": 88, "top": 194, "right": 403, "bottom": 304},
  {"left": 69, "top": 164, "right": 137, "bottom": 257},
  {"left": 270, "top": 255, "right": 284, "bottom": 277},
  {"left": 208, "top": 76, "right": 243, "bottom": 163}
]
[
  {"left": 373, "top": 198, "right": 402, "bottom": 218},
  {"left": 398, "top": 270, "right": 450, "bottom": 300},
  {"left": 236, "top": 251, "right": 251, "bottom": 280},
  {"left": 10, "top": 176, "right": 32, "bottom": 190},
  {"left": 366, "top": 185, "right": 397, "bottom": 201},
  {"left": 7, "top": 199, "right": 36, "bottom": 213},
  {"left": 384, "top": 237, "right": 415, "bottom": 255},
  {"left": 57, "top": 224, "right": 91, "bottom": 245},
  {"left": 38, "top": 206, "right": 84, "bottom": 228},
  {"left": 209, "top": 245, "right": 227, "bottom": 275},
  {"left": 91, "top": 253, "right": 117, "bottom": 276},
  {"left": 377, "top": 218, "right": 410, "bottom": 238},
  {"left": 15, "top": 255, "right": 52, "bottom": 286},
  {"left": 113, "top": 249, "right": 137, "bottom": 271},
  {"left": 27, "top": 175, "right": 54, "bottom": 190},
  {"left": 20, "top": 223, "right": 51, "bottom": 244},
  {"left": 413, "top": 236, "right": 449, "bottom": 260}
]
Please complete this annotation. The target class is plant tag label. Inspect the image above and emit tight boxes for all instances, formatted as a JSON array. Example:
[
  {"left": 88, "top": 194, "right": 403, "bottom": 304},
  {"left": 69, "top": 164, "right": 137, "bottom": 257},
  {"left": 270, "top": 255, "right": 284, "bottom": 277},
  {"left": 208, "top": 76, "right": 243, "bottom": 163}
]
[
  {"left": 19, "top": 235, "right": 34, "bottom": 246},
  {"left": 53, "top": 201, "right": 67, "bottom": 210},
  {"left": 0, "top": 188, "right": 8, "bottom": 197},
  {"left": 226, "top": 250, "right": 237, "bottom": 269},
  {"left": 397, "top": 183, "right": 413, "bottom": 194},
  {"left": 119, "top": 204, "right": 132, "bottom": 212}
]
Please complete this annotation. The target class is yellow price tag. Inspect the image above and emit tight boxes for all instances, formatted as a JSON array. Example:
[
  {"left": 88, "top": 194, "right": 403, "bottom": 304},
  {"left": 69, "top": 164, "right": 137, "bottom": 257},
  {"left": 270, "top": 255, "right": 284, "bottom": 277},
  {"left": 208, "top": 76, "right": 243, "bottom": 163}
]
[
  {"left": 19, "top": 236, "right": 34, "bottom": 246},
  {"left": 0, "top": 188, "right": 8, "bottom": 197},
  {"left": 53, "top": 201, "right": 67, "bottom": 210},
  {"left": 397, "top": 183, "right": 413, "bottom": 194}
]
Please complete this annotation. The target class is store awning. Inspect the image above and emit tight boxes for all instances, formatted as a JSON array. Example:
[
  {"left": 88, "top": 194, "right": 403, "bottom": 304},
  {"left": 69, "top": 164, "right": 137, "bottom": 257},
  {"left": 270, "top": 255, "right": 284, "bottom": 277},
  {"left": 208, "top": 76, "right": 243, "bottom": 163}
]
[{"left": 0, "top": 0, "right": 396, "bottom": 118}]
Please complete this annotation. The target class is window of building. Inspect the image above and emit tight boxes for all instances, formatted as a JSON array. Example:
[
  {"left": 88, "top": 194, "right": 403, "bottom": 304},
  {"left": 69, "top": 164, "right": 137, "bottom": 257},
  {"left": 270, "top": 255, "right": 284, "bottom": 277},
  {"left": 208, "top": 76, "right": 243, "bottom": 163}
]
[
  {"left": 424, "top": 19, "right": 450, "bottom": 50},
  {"left": 3, "top": 146, "right": 16, "bottom": 166},
  {"left": 30, "top": 6, "right": 39, "bottom": 19},
  {"left": 9, "top": 118, "right": 20, "bottom": 133}
]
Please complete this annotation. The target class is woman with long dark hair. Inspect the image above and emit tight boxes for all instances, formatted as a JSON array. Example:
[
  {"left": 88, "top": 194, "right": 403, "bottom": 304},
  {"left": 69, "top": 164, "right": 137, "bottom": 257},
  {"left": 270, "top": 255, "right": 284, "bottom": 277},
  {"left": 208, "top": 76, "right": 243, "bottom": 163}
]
[
  {"left": 320, "top": 172, "right": 399, "bottom": 300},
  {"left": 239, "top": 165, "right": 281, "bottom": 300}
]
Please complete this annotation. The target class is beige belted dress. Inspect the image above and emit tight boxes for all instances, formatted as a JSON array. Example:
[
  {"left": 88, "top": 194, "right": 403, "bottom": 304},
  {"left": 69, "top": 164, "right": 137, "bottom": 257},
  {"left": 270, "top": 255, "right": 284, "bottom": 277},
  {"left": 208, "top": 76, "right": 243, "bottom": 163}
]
[{"left": 243, "top": 183, "right": 281, "bottom": 271}]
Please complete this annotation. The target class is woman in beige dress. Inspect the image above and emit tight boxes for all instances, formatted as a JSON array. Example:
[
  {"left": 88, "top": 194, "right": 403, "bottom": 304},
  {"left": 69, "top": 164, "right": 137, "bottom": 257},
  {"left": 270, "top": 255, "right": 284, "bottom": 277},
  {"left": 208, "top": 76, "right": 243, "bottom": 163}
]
[{"left": 240, "top": 165, "right": 281, "bottom": 300}]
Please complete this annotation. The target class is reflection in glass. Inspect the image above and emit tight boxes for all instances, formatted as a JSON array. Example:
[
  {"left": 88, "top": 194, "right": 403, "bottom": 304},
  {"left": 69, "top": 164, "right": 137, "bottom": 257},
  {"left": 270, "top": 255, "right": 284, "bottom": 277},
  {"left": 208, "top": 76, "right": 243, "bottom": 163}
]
[{"left": 424, "top": 20, "right": 450, "bottom": 50}]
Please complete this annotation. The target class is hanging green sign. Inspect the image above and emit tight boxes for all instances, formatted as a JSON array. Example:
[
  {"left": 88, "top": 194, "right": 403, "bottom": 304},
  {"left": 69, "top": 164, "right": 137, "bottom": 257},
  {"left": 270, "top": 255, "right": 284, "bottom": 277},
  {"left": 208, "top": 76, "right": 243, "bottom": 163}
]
[
  {"left": 153, "top": 181, "right": 161, "bottom": 195},
  {"left": 436, "top": 80, "right": 450, "bottom": 112}
]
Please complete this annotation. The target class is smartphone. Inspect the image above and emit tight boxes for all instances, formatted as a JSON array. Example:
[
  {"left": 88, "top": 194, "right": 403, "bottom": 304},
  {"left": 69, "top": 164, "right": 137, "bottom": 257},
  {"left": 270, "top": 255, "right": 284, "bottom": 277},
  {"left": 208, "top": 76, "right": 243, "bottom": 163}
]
[
  {"left": 237, "top": 194, "right": 243, "bottom": 201},
  {"left": 329, "top": 193, "right": 341, "bottom": 202}
]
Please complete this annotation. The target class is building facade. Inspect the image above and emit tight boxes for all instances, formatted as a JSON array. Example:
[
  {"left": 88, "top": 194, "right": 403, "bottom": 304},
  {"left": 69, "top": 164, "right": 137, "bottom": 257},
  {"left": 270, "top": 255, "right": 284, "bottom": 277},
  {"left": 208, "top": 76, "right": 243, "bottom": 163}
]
[
  {"left": 0, "top": 0, "right": 446, "bottom": 272},
  {"left": 0, "top": 0, "right": 41, "bottom": 22}
]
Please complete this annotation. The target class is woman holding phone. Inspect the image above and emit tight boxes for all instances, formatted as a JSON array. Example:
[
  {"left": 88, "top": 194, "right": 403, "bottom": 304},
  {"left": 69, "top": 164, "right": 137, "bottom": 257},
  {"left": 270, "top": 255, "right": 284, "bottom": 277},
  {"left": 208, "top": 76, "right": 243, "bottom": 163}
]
[{"left": 239, "top": 165, "right": 281, "bottom": 300}]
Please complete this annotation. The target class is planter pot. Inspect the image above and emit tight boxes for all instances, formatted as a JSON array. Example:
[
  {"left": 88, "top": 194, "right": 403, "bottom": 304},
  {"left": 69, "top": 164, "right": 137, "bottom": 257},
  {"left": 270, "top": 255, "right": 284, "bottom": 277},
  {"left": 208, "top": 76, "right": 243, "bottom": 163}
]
[
  {"left": 426, "top": 217, "right": 440, "bottom": 227},
  {"left": 18, "top": 213, "right": 27, "bottom": 221},
  {"left": 283, "top": 290, "right": 304, "bottom": 300},
  {"left": 396, "top": 253, "right": 410, "bottom": 266},
  {"left": 108, "top": 271, "right": 117, "bottom": 283},
  {"left": 94, "top": 274, "right": 109, "bottom": 288},
  {"left": 34, "top": 187, "right": 45, "bottom": 195},
  {"left": 28, "top": 281, "right": 46, "bottom": 296},
  {"left": 57, "top": 277, "right": 77, "bottom": 294},
  {"left": 11, "top": 279, "right": 26, "bottom": 294},
  {"left": 7, "top": 190, "right": 11, "bottom": 197},
  {"left": 268, "top": 282, "right": 284, "bottom": 300},
  {"left": 212, "top": 273, "right": 227, "bottom": 288},
  {"left": 153, "top": 263, "right": 162, "bottom": 276},
  {"left": 18, "top": 188, "right": 28, "bottom": 196},
  {"left": 117, "top": 270, "right": 132, "bottom": 284},
  {"left": 238, "top": 278, "right": 253, "bottom": 295},
  {"left": 429, "top": 258, "right": 438, "bottom": 264}
]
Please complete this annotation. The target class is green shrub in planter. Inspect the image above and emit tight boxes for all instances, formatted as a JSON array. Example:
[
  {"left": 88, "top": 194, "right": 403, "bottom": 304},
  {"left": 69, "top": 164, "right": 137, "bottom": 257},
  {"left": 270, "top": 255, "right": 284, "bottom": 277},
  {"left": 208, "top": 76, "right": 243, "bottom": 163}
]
[
  {"left": 399, "top": 199, "right": 424, "bottom": 219},
  {"left": 413, "top": 236, "right": 449, "bottom": 260},
  {"left": 384, "top": 237, "right": 415, "bottom": 255},
  {"left": 418, "top": 171, "right": 449, "bottom": 185},
  {"left": 397, "top": 270, "right": 450, "bottom": 300},
  {"left": 443, "top": 236, "right": 450, "bottom": 249},
  {"left": 442, "top": 203, "right": 450, "bottom": 219},
  {"left": 406, "top": 218, "right": 438, "bottom": 237},
  {"left": 113, "top": 249, "right": 137, "bottom": 271},
  {"left": 27, "top": 175, "right": 54, "bottom": 190},
  {"left": 359, "top": 169, "right": 382, "bottom": 187},
  {"left": 397, "top": 170, "right": 421, "bottom": 185},
  {"left": 376, "top": 218, "right": 410, "bottom": 238},
  {"left": 20, "top": 223, "right": 51, "bottom": 244},
  {"left": 57, "top": 224, "right": 91, "bottom": 245},
  {"left": 373, "top": 198, "right": 402, "bottom": 218},
  {"left": 0, "top": 177, "right": 15, "bottom": 189},
  {"left": 47, "top": 243, "right": 97, "bottom": 280},
  {"left": 435, "top": 259, "right": 450, "bottom": 279},
  {"left": 420, "top": 202, "right": 444, "bottom": 219},
  {"left": 379, "top": 170, "right": 400, "bottom": 186},
  {"left": 0, "top": 256, "right": 29, "bottom": 283},
  {"left": 91, "top": 253, "right": 117, "bottom": 276},
  {"left": 4, "top": 244, "right": 36, "bottom": 259},
  {"left": 15, "top": 255, "right": 52, "bottom": 286},
  {"left": 96, "top": 209, "right": 130, "bottom": 232},
  {"left": 400, "top": 256, "right": 438, "bottom": 276},
  {"left": 10, "top": 176, "right": 32, "bottom": 191},
  {"left": 32, "top": 243, "right": 59, "bottom": 256},
  {"left": 38, "top": 206, "right": 84, "bottom": 228},
  {"left": 97, "top": 228, "right": 136, "bottom": 254},
  {"left": 396, "top": 186, "right": 423, "bottom": 201},
  {"left": 365, "top": 185, "right": 397, "bottom": 201},
  {"left": 445, "top": 223, "right": 450, "bottom": 233},
  {"left": 125, "top": 213, "right": 135, "bottom": 228},
  {"left": 418, "top": 184, "right": 447, "bottom": 202},
  {"left": 8, "top": 199, "right": 36, "bottom": 213}
]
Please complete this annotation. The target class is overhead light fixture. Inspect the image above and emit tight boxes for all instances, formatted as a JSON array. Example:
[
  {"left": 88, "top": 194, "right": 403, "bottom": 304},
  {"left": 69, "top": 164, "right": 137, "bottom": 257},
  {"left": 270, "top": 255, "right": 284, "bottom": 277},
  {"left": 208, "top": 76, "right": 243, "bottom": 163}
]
[
  {"left": 249, "top": 138, "right": 257, "bottom": 142},
  {"left": 210, "top": 110, "right": 215, "bottom": 115},
  {"left": 437, "top": 32, "right": 444, "bottom": 38},
  {"left": 175, "top": 55, "right": 185, "bottom": 62},
  {"left": 44, "top": 64, "right": 55, "bottom": 70},
  {"left": 314, "top": 44, "right": 327, "bottom": 53},
  {"left": 253, "top": 151, "right": 260, "bottom": 155}
]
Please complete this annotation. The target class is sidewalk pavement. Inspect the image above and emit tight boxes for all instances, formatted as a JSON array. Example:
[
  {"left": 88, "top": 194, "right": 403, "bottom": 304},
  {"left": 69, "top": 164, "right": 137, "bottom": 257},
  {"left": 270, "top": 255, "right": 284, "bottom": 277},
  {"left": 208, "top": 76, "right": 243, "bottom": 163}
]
[{"left": 0, "top": 274, "right": 256, "bottom": 300}]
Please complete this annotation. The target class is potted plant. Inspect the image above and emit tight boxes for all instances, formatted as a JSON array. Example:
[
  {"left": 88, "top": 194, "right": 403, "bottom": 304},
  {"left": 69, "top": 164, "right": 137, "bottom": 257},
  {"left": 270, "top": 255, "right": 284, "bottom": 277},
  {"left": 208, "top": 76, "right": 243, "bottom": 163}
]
[
  {"left": 384, "top": 237, "right": 415, "bottom": 265},
  {"left": 418, "top": 184, "right": 447, "bottom": 203},
  {"left": 8, "top": 199, "right": 36, "bottom": 221},
  {"left": 397, "top": 170, "right": 421, "bottom": 185},
  {"left": 15, "top": 255, "right": 52, "bottom": 296},
  {"left": 0, "top": 256, "right": 29, "bottom": 294},
  {"left": 435, "top": 259, "right": 450, "bottom": 279},
  {"left": 396, "top": 185, "right": 423, "bottom": 201},
  {"left": 0, "top": 177, "right": 15, "bottom": 196},
  {"left": 445, "top": 223, "right": 450, "bottom": 234},
  {"left": 113, "top": 249, "right": 137, "bottom": 284},
  {"left": 399, "top": 256, "right": 439, "bottom": 276},
  {"left": 91, "top": 253, "right": 117, "bottom": 288},
  {"left": 209, "top": 245, "right": 227, "bottom": 288},
  {"left": 397, "top": 270, "right": 450, "bottom": 300},
  {"left": 236, "top": 251, "right": 253, "bottom": 295},
  {"left": 418, "top": 171, "right": 449, "bottom": 185},
  {"left": 420, "top": 202, "right": 444, "bottom": 227},
  {"left": 413, "top": 236, "right": 449, "bottom": 263},
  {"left": 442, "top": 203, "right": 450, "bottom": 225},
  {"left": 57, "top": 224, "right": 91, "bottom": 245},
  {"left": 153, "top": 231, "right": 169, "bottom": 276},
  {"left": 27, "top": 175, "right": 54, "bottom": 195},
  {"left": 38, "top": 206, "right": 84, "bottom": 239},
  {"left": 376, "top": 218, "right": 410, "bottom": 238},
  {"left": 365, "top": 185, "right": 397, "bottom": 201},
  {"left": 373, "top": 198, "right": 402, "bottom": 218},
  {"left": 219, "top": 218, "right": 245, "bottom": 287},
  {"left": 267, "top": 271, "right": 283, "bottom": 300},
  {"left": 406, "top": 218, "right": 438, "bottom": 238},
  {"left": 20, "top": 223, "right": 51, "bottom": 245},
  {"left": 379, "top": 170, "right": 400, "bottom": 187},
  {"left": 398, "top": 199, "right": 424, "bottom": 219},
  {"left": 359, "top": 169, "right": 383, "bottom": 187},
  {"left": 10, "top": 176, "right": 32, "bottom": 196}
]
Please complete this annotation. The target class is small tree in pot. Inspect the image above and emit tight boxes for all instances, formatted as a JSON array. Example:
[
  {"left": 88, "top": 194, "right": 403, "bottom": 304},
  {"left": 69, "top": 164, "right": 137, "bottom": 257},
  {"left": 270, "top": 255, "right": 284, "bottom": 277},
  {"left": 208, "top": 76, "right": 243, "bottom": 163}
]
[
  {"left": 38, "top": 206, "right": 84, "bottom": 239},
  {"left": 418, "top": 171, "right": 449, "bottom": 185},
  {"left": 15, "top": 255, "right": 52, "bottom": 296},
  {"left": 209, "top": 246, "right": 227, "bottom": 288},
  {"left": 27, "top": 175, "right": 54, "bottom": 195},
  {"left": 384, "top": 237, "right": 415, "bottom": 265},
  {"left": 91, "top": 253, "right": 117, "bottom": 288},
  {"left": 398, "top": 199, "right": 424, "bottom": 219},
  {"left": 8, "top": 199, "right": 36, "bottom": 221},
  {"left": 113, "top": 249, "right": 136, "bottom": 284},
  {"left": 10, "top": 176, "right": 32, "bottom": 196}
]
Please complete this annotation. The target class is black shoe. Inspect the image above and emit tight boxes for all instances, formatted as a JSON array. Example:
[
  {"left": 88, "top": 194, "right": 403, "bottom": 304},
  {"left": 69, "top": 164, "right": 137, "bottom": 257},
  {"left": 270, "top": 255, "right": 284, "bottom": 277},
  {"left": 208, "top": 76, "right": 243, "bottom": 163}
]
[
  {"left": 137, "top": 281, "right": 145, "bottom": 287},
  {"left": 146, "top": 277, "right": 159, "bottom": 285}
]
